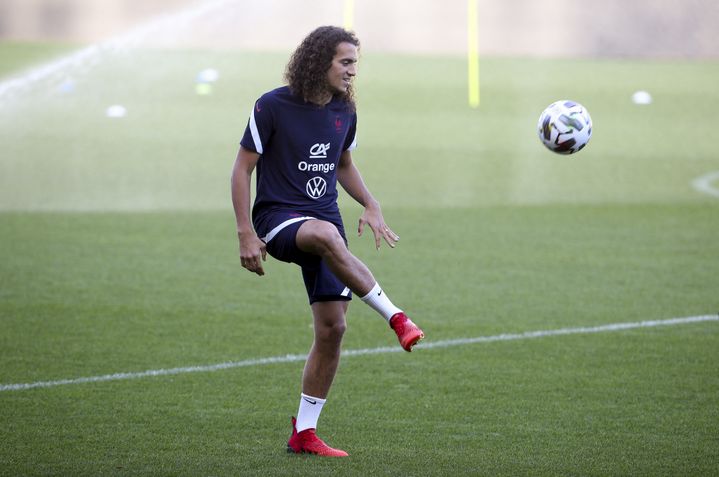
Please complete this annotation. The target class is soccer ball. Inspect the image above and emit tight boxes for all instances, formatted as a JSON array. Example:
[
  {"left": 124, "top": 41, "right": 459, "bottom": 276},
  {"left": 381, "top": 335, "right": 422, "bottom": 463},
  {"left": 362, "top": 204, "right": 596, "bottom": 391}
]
[{"left": 537, "top": 100, "right": 592, "bottom": 154}]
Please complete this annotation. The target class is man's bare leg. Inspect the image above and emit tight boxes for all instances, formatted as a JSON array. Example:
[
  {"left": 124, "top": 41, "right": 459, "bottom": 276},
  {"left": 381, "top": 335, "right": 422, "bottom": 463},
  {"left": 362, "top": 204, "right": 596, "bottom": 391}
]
[
  {"left": 296, "top": 220, "right": 375, "bottom": 296},
  {"left": 295, "top": 219, "right": 424, "bottom": 351},
  {"left": 289, "top": 300, "right": 350, "bottom": 457},
  {"left": 301, "top": 300, "right": 348, "bottom": 399}
]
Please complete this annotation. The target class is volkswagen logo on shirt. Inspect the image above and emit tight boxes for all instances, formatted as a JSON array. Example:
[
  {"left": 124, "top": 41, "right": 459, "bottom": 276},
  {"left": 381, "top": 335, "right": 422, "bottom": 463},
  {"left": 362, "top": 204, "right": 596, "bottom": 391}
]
[{"left": 306, "top": 176, "right": 327, "bottom": 199}]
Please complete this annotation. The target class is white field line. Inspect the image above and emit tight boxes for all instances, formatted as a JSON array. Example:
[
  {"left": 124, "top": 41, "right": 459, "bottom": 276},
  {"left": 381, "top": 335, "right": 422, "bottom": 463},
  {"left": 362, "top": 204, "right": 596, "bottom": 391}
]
[
  {"left": 692, "top": 170, "right": 719, "bottom": 198},
  {"left": 0, "top": 0, "right": 235, "bottom": 100},
  {"left": 1, "top": 314, "right": 716, "bottom": 393}
]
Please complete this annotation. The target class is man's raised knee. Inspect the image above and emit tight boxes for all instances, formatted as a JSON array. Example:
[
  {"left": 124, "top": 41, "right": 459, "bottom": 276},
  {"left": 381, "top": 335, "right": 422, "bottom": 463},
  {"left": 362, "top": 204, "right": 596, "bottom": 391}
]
[{"left": 297, "top": 220, "right": 346, "bottom": 257}]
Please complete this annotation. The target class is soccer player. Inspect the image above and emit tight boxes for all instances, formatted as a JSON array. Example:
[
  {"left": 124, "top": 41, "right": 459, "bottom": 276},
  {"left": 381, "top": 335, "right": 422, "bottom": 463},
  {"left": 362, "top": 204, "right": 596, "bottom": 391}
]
[{"left": 230, "top": 26, "right": 424, "bottom": 457}]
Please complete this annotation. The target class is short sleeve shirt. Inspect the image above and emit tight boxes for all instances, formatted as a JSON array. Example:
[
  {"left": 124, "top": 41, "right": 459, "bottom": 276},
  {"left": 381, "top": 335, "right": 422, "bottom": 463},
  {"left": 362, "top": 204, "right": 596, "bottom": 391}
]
[{"left": 240, "top": 86, "right": 358, "bottom": 234}]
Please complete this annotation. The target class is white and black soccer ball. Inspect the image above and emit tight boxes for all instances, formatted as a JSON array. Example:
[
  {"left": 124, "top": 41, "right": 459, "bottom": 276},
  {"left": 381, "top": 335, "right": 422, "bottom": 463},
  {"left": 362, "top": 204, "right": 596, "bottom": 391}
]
[{"left": 537, "top": 100, "right": 592, "bottom": 154}]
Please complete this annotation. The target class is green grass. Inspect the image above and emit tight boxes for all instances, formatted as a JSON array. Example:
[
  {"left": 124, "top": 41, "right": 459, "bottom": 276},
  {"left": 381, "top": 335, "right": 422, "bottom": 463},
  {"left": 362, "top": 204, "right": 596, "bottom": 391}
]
[
  {"left": 0, "top": 41, "right": 80, "bottom": 78},
  {"left": 1, "top": 41, "right": 718, "bottom": 475}
]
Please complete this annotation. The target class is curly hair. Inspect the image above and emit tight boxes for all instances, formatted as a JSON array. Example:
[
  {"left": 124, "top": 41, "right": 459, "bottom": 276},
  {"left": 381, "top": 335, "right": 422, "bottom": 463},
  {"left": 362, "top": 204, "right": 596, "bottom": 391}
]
[{"left": 285, "top": 26, "right": 360, "bottom": 109}]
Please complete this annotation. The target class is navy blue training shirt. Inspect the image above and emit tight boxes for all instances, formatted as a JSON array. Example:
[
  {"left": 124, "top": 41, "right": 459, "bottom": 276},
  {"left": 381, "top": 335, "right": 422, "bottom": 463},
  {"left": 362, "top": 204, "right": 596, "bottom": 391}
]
[{"left": 240, "top": 86, "right": 358, "bottom": 231}]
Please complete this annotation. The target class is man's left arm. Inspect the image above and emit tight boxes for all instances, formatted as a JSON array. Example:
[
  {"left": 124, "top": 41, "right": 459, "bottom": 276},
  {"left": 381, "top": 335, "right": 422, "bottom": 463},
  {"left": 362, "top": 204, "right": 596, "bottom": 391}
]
[{"left": 337, "top": 150, "right": 400, "bottom": 249}]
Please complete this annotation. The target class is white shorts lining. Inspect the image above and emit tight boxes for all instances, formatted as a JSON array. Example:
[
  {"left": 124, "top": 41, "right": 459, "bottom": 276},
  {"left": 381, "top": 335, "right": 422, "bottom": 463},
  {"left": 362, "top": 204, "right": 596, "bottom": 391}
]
[{"left": 261, "top": 216, "right": 316, "bottom": 243}]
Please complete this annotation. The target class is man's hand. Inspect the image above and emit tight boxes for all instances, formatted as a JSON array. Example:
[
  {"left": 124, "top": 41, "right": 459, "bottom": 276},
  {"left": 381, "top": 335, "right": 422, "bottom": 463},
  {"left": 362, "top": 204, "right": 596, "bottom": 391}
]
[
  {"left": 238, "top": 231, "right": 267, "bottom": 276},
  {"left": 357, "top": 204, "right": 400, "bottom": 250}
]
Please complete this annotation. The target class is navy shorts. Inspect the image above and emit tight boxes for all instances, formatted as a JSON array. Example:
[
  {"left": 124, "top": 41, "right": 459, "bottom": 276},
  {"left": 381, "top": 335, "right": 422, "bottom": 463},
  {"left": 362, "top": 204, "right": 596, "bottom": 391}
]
[{"left": 256, "top": 212, "right": 352, "bottom": 304}]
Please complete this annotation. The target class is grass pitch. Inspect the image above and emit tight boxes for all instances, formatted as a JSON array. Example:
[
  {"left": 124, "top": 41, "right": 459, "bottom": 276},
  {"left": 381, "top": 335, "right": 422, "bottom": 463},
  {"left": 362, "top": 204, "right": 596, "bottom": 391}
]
[{"left": 0, "top": 41, "right": 718, "bottom": 476}]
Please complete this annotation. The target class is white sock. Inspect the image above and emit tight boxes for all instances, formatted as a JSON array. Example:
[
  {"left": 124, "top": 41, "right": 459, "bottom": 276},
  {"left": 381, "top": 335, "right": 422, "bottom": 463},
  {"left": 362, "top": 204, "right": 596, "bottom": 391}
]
[
  {"left": 360, "top": 282, "right": 402, "bottom": 322},
  {"left": 296, "top": 393, "right": 326, "bottom": 433}
]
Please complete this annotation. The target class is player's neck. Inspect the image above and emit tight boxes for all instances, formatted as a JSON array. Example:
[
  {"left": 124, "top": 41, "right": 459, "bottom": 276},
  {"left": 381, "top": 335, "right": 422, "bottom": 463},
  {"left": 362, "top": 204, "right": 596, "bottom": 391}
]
[
  {"left": 311, "top": 95, "right": 331, "bottom": 106},
  {"left": 307, "top": 90, "right": 334, "bottom": 107}
]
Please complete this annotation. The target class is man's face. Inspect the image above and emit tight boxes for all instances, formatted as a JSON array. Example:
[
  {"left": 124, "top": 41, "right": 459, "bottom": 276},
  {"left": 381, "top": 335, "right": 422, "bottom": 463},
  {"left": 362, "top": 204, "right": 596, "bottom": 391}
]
[{"left": 326, "top": 42, "right": 358, "bottom": 95}]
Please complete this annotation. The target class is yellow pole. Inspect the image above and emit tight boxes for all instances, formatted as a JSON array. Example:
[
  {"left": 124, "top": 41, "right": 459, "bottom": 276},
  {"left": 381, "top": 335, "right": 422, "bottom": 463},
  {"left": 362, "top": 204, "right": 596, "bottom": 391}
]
[
  {"left": 344, "top": 0, "right": 355, "bottom": 30},
  {"left": 467, "top": 0, "right": 480, "bottom": 108}
]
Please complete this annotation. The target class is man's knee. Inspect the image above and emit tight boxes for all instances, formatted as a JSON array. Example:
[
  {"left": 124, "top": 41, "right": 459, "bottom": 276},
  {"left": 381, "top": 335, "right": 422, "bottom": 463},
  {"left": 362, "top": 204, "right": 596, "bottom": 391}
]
[
  {"left": 315, "top": 312, "right": 347, "bottom": 353},
  {"left": 298, "top": 220, "right": 346, "bottom": 257},
  {"left": 315, "top": 317, "right": 347, "bottom": 345},
  {"left": 312, "top": 300, "right": 347, "bottom": 338}
]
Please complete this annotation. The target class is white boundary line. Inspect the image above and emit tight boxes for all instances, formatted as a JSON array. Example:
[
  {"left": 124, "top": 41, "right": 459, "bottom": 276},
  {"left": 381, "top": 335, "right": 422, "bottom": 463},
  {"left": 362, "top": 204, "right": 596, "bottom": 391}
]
[
  {"left": 1, "top": 315, "right": 716, "bottom": 393},
  {"left": 691, "top": 170, "right": 719, "bottom": 198}
]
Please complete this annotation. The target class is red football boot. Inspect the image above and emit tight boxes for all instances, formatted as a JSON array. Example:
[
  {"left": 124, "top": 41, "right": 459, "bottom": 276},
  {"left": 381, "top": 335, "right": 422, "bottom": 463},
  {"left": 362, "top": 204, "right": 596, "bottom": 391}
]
[
  {"left": 287, "top": 417, "right": 349, "bottom": 457},
  {"left": 389, "top": 312, "right": 424, "bottom": 352}
]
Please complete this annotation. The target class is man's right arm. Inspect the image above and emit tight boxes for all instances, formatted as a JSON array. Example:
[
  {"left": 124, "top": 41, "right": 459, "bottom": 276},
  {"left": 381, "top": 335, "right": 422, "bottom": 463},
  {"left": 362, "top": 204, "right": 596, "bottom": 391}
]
[{"left": 231, "top": 146, "right": 267, "bottom": 276}]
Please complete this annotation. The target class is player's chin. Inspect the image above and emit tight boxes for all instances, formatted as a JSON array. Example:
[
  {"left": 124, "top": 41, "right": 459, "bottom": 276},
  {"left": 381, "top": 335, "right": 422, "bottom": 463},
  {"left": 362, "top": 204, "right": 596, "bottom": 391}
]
[{"left": 332, "top": 82, "right": 350, "bottom": 94}]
